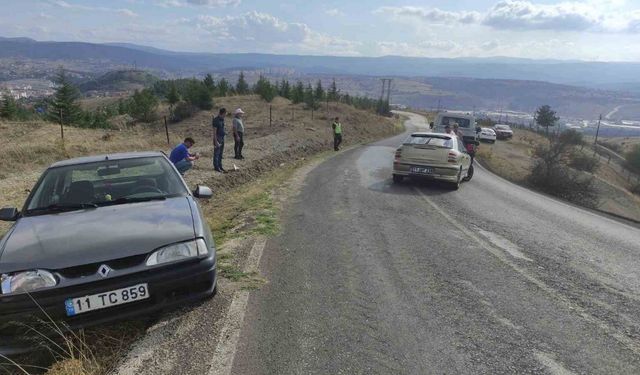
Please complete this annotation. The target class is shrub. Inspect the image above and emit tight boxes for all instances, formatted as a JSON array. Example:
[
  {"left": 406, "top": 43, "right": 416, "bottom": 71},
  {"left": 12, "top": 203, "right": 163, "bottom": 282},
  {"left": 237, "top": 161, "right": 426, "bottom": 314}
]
[
  {"left": 171, "top": 101, "right": 195, "bottom": 123},
  {"left": 528, "top": 160, "right": 598, "bottom": 207},
  {"left": 569, "top": 152, "right": 599, "bottom": 173},
  {"left": 127, "top": 89, "right": 158, "bottom": 122},
  {"left": 626, "top": 145, "right": 640, "bottom": 171}
]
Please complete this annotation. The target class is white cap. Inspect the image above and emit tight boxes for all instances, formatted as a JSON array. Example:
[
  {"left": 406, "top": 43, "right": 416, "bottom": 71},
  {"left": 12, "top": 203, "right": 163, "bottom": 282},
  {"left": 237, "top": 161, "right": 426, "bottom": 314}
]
[{"left": 234, "top": 108, "right": 245, "bottom": 115}]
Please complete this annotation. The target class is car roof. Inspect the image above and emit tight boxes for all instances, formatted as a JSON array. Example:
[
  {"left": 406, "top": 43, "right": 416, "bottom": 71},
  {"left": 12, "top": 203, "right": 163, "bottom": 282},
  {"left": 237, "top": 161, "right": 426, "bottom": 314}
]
[{"left": 49, "top": 151, "right": 166, "bottom": 168}]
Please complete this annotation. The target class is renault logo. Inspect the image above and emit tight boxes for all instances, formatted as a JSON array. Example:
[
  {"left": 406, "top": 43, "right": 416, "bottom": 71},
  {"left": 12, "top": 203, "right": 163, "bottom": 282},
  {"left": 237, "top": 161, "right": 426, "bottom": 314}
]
[{"left": 98, "top": 264, "right": 112, "bottom": 278}]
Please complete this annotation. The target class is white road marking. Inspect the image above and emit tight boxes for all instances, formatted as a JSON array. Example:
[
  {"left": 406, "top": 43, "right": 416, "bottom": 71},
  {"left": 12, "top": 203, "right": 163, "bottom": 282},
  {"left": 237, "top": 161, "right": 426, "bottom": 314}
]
[
  {"left": 475, "top": 227, "right": 534, "bottom": 262},
  {"left": 207, "top": 236, "right": 267, "bottom": 375}
]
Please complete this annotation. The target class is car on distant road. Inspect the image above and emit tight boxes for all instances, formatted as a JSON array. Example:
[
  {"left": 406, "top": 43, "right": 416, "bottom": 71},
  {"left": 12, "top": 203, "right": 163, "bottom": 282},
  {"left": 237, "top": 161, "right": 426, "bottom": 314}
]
[
  {"left": 0, "top": 152, "right": 217, "bottom": 355},
  {"left": 392, "top": 132, "right": 473, "bottom": 190},
  {"left": 493, "top": 124, "right": 513, "bottom": 140},
  {"left": 479, "top": 128, "right": 496, "bottom": 143}
]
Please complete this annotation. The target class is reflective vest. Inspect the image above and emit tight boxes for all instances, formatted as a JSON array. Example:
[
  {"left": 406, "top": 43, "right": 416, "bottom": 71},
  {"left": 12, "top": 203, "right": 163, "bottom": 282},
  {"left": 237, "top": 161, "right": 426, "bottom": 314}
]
[{"left": 333, "top": 122, "right": 342, "bottom": 135}]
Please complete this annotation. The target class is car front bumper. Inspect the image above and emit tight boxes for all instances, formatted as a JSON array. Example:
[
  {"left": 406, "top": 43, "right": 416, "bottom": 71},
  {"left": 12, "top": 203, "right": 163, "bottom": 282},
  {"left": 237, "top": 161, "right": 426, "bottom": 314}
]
[
  {"left": 0, "top": 256, "right": 216, "bottom": 356},
  {"left": 393, "top": 162, "right": 461, "bottom": 182}
]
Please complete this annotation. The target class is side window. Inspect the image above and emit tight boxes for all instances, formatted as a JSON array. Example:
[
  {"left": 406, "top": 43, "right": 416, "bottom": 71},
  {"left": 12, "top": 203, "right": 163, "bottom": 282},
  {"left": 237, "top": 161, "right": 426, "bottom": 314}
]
[{"left": 457, "top": 139, "right": 466, "bottom": 153}]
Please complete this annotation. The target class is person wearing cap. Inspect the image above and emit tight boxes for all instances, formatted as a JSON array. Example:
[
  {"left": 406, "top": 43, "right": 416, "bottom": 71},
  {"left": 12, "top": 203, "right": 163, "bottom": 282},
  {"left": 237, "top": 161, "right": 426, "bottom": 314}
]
[
  {"left": 332, "top": 117, "right": 342, "bottom": 151},
  {"left": 452, "top": 122, "right": 464, "bottom": 139},
  {"left": 232, "top": 108, "right": 245, "bottom": 160}
]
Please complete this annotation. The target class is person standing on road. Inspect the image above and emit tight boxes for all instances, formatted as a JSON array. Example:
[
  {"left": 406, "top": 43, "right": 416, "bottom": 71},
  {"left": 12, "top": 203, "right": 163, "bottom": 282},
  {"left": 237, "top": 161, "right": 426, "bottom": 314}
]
[
  {"left": 233, "top": 108, "right": 245, "bottom": 160},
  {"left": 169, "top": 137, "right": 200, "bottom": 176},
  {"left": 332, "top": 117, "right": 342, "bottom": 151},
  {"left": 212, "top": 108, "right": 227, "bottom": 173},
  {"left": 452, "top": 122, "right": 464, "bottom": 139},
  {"left": 444, "top": 124, "right": 453, "bottom": 135}
]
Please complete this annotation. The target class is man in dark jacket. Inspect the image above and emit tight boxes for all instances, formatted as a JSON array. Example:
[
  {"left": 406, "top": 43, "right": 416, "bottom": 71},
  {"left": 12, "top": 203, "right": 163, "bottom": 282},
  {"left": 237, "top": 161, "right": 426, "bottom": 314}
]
[{"left": 212, "top": 108, "right": 227, "bottom": 173}]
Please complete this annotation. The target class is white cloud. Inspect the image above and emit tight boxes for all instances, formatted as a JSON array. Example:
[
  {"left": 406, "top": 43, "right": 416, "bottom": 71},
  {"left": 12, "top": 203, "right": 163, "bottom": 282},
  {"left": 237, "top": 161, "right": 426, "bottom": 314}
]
[
  {"left": 375, "top": 1, "right": 640, "bottom": 33},
  {"left": 192, "top": 11, "right": 360, "bottom": 55},
  {"left": 47, "top": 1, "right": 138, "bottom": 17},
  {"left": 157, "top": 0, "right": 240, "bottom": 7}
]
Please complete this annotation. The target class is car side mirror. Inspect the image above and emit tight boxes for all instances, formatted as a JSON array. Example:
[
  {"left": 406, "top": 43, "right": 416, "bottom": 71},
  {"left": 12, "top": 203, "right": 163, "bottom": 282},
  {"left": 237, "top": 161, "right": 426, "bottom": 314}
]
[
  {"left": 0, "top": 207, "right": 19, "bottom": 221},
  {"left": 193, "top": 185, "right": 213, "bottom": 199},
  {"left": 476, "top": 127, "right": 482, "bottom": 133},
  {"left": 429, "top": 122, "right": 434, "bottom": 129}
]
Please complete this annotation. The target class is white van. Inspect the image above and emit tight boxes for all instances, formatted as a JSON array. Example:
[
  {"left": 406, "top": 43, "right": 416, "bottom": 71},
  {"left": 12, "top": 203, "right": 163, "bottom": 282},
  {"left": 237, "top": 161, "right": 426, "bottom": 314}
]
[{"left": 432, "top": 112, "right": 480, "bottom": 141}]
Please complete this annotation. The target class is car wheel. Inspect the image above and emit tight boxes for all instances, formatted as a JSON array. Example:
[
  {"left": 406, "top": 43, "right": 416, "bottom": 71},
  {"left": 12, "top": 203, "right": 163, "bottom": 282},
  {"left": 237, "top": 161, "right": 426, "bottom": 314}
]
[
  {"left": 463, "top": 164, "right": 474, "bottom": 182},
  {"left": 450, "top": 169, "right": 461, "bottom": 190},
  {"left": 392, "top": 174, "right": 404, "bottom": 184}
]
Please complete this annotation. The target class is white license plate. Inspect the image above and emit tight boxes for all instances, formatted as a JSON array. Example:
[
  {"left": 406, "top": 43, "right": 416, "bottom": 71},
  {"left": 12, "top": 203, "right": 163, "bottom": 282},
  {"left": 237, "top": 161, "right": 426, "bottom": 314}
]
[
  {"left": 410, "top": 166, "right": 434, "bottom": 174},
  {"left": 65, "top": 283, "right": 150, "bottom": 317}
]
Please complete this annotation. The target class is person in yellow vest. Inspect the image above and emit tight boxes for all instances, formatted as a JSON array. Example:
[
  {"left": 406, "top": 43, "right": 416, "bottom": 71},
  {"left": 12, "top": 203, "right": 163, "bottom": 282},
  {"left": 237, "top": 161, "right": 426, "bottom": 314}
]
[{"left": 332, "top": 117, "right": 342, "bottom": 151}]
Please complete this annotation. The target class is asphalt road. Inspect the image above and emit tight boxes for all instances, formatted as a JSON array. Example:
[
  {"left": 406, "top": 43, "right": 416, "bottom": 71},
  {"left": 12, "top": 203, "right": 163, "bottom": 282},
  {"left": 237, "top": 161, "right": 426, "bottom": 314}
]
[{"left": 231, "top": 112, "right": 640, "bottom": 375}]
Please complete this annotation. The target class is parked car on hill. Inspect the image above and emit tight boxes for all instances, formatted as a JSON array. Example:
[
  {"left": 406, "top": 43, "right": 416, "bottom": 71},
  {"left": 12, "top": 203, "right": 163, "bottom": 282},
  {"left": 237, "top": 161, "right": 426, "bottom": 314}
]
[
  {"left": 493, "top": 124, "right": 514, "bottom": 140},
  {"left": 479, "top": 128, "right": 496, "bottom": 143},
  {"left": 0, "top": 152, "right": 217, "bottom": 355},
  {"left": 392, "top": 132, "right": 473, "bottom": 190}
]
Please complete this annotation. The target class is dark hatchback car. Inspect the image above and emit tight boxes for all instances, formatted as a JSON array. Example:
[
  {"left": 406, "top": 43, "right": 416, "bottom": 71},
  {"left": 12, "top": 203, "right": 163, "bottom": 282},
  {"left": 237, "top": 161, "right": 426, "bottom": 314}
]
[{"left": 0, "top": 152, "right": 216, "bottom": 355}]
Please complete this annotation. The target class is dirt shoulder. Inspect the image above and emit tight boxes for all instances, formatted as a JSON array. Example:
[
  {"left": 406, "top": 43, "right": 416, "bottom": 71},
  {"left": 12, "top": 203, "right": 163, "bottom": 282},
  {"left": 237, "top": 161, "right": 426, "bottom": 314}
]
[{"left": 476, "top": 129, "right": 640, "bottom": 222}]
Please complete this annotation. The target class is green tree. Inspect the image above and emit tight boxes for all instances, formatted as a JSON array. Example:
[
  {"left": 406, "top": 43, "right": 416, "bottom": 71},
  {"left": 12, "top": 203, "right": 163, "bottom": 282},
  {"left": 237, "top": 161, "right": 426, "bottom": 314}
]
[
  {"left": 0, "top": 92, "right": 18, "bottom": 120},
  {"left": 279, "top": 79, "right": 291, "bottom": 99},
  {"left": 292, "top": 81, "right": 305, "bottom": 104},
  {"left": 128, "top": 89, "right": 159, "bottom": 122},
  {"left": 217, "top": 78, "right": 230, "bottom": 97},
  {"left": 304, "top": 83, "right": 318, "bottom": 110},
  {"left": 535, "top": 105, "right": 559, "bottom": 138},
  {"left": 48, "top": 69, "right": 81, "bottom": 125},
  {"left": 314, "top": 80, "right": 325, "bottom": 101},
  {"left": 327, "top": 79, "right": 339, "bottom": 102},
  {"left": 254, "top": 75, "right": 276, "bottom": 102},
  {"left": 203, "top": 74, "right": 216, "bottom": 93},
  {"left": 166, "top": 82, "right": 180, "bottom": 119},
  {"left": 184, "top": 80, "right": 213, "bottom": 110},
  {"left": 236, "top": 71, "right": 250, "bottom": 95}
]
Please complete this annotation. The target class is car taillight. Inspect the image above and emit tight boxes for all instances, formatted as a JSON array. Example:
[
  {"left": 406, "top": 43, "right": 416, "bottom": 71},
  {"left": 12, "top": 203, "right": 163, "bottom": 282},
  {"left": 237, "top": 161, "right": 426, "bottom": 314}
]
[
  {"left": 394, "top": 149, "right": 402, "bottom": 161},
  {"left": 448, "top": 151, "right": 457, "bottom": 163}
]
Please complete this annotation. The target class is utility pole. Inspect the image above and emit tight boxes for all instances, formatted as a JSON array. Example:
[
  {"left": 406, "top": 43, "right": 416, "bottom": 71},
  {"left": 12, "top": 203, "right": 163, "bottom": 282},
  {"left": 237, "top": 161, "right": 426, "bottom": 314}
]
[
  {"left": 594, "top": 113, "right": 602, "bottom": 147},
  {"left": 385, "top": 79, "right": 392, "bottom": 107},
  {"left": 436, "top": 98, "right": 441, "bottom": 112}
]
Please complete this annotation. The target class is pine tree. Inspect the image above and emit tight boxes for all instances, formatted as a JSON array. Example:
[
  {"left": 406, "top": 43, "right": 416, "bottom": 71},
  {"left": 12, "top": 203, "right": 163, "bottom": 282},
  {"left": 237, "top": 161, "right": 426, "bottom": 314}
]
[
  {"left": 0, "top": 91, "right": 18, "bottom": 120},
  {"left": 254, "top": 75, "right": 276, "bottom": 102},
  {"left": 280, "top": 79, "right": 291, "bottom": 99},
  {"left": 166, "top": 82, "right": 180, "bottom": 119},
  {"left": 292, "top": 81, "right": 305, "bottom": 104},
  {"left": 128, "top": 89, "right": 159, "bottom": 122},
  {"left": 203, "top": 74, "right": 216, "bottom": 93},
  {"left": 535, "top": 105, "right": 559, "bottom": 138},
  {"left": 314, "top": 80, "right": 325, "bottom": 101},
  {"left": 304, "top": 83, "right": 318, "bottom": 110},
  {"left": 328, "top": 79, "right": 339, "bottom": 102},
  {"left": 236, "top": 71, "right": 249, "bottom": 95},
  {"left": 48, "top": 68, "right": 81, "bottom": 125},
  {"left": 218, "top": 78, "right": 230, "bottom": 97}
]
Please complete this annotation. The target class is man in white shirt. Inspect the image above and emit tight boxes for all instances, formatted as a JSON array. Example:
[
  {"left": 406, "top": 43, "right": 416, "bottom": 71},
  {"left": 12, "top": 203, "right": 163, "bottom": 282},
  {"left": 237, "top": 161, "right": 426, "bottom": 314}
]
[{"left": 233, "top": 108, "right": 245, "bottom": 160}]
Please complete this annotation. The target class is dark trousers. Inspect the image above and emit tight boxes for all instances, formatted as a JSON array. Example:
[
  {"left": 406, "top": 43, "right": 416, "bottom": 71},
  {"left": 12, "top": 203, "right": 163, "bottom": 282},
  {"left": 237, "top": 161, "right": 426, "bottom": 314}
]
[
  {"left": 234, "top": 132, "right": 244, "bottom": 158},
  {"left": 213, "top": 141, "right": 224, "bottom": 171},
  {"left": 334, "top": 133, "right": 342, "bottom": 151}
]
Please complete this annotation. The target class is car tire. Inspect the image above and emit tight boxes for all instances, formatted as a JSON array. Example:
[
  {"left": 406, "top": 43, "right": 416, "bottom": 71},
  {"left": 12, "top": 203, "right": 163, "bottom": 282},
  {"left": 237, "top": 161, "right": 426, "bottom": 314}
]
[
  {"left": 463, "top": 164, "right": 474, "bottom": 182},
  {"left": 392, "top": 174, "right": 404, "bottom": 184}
]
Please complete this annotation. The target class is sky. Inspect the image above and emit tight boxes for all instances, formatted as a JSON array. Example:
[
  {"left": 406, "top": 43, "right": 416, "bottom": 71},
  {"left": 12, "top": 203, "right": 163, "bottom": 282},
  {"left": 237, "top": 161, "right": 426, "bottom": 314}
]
[{"left": 1, "top": 0, "right": 640, "bottom": 61}]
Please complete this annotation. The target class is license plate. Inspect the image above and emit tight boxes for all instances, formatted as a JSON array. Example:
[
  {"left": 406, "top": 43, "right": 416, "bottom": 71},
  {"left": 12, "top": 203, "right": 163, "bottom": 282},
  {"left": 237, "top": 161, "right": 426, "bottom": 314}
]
[
  {"left": 64, "top": 283, "right": 149, "bottom": 317},
  {"left": 410, "top": 166, "right": 433, "bottom": 174}
]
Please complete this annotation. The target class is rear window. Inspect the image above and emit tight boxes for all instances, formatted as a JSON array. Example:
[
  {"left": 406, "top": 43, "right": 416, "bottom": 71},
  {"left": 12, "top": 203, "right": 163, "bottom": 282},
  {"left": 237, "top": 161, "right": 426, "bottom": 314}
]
[
  {"left": 440, "top": 116, "right": 471, "bottom": 128},
  {"left": 404, "top": 135, "right": 454, "bottom": 148}
]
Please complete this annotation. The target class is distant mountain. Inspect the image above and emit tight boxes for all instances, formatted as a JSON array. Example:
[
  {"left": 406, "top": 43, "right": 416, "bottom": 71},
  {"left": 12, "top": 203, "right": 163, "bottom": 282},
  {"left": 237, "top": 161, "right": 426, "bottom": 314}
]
[{"left": 2, "top": 37, "right": 640, "bottom": 91}]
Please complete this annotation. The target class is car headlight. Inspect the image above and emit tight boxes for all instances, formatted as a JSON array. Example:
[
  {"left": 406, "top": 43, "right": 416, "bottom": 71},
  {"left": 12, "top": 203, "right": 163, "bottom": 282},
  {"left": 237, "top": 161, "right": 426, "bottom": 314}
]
[
  {"left": 1, "top": 270, "right": 58, "bottom": 295},
  {"left": 146, "top": 238, "right": 209, "bottom": 266}
]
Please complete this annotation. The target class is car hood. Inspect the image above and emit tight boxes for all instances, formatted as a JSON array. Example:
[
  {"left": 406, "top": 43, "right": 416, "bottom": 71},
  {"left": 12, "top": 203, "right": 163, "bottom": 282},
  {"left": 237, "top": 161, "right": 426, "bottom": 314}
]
[{"left": 0, "top": 197, "right": 196, "bottom": 272}]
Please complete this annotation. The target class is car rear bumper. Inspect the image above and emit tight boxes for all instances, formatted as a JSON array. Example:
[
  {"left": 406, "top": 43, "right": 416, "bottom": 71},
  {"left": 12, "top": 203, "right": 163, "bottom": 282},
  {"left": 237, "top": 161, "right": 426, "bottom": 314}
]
[
  {"left": 0, "top": 256, "right": 216, "bottom": 356},
  {"left": 393, "top": 162, "right": 460, "bottom": 182}
]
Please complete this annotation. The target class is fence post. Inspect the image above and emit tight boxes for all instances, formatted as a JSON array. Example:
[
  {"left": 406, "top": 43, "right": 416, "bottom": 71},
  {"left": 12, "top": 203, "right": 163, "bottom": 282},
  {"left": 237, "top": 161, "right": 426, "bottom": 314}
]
[
  {"left": 291, "top": 107, "right": 294, "bottom": 122},
  {"left": 59, "top": 109, "right": 64, "bottom": 140},
  {"left": 608, "top": 155, "right": 611, "bottom": 164},
  {"left": 311, "top": 108, "right": 314, "bottom": 120},
  {"left": 164, "top": 116, "right": 170, "bottom": 146},
  {"left": 269, "top": 105, "right": 272, "bottom": 127}
]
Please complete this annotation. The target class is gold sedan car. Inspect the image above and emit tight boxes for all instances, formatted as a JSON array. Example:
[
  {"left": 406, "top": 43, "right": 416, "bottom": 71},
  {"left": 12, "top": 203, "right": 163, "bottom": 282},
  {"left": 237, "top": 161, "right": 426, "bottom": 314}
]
[{"left": 392, "top": 132, "right": 473, "bottom": 190}]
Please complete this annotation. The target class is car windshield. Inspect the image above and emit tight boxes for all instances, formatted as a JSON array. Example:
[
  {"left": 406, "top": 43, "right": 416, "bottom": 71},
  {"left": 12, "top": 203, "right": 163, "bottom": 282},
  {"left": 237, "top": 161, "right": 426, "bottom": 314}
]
[
  {"left": 405, "top": 135, "right": 454, "bottom": 148},
  {"left": 24, "top": 156, "right": 188, "bottom": 215},
  {"left": 440, "top": 116, "right": 471, "bottom": 128},
  {"left": 495, "top": 125, "right": 511, "bottom": 130}
]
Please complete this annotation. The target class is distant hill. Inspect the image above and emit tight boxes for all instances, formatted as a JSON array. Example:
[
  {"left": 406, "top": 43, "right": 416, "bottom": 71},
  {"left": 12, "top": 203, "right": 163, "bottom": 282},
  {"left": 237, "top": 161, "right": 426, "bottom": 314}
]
[
  {"left": 78, "top": 70, "right": 159, "bottom": 93},
  {"left": 2, "top": 37, "right": 640, "bottom": 90}
]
